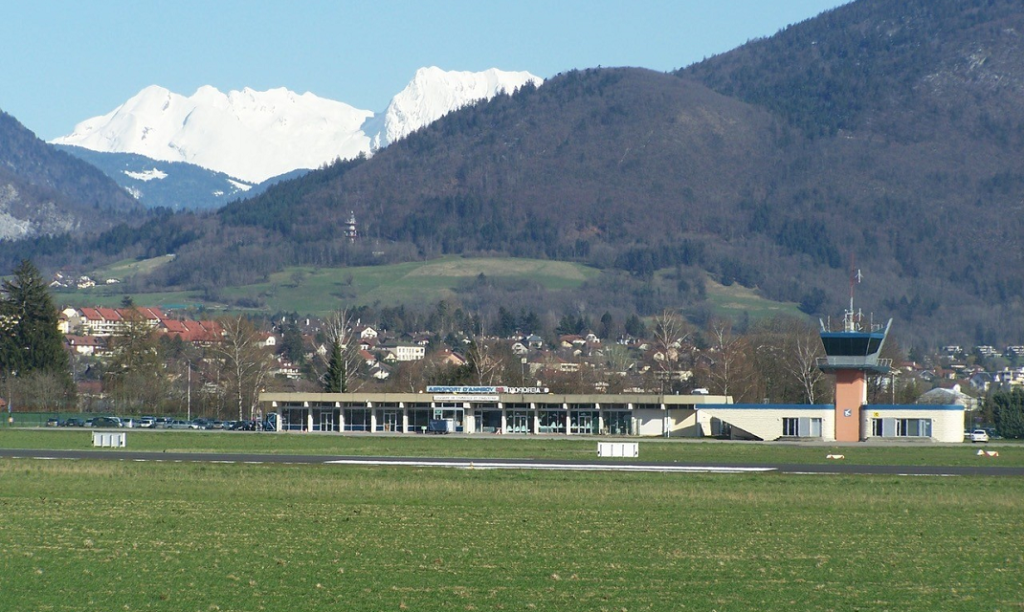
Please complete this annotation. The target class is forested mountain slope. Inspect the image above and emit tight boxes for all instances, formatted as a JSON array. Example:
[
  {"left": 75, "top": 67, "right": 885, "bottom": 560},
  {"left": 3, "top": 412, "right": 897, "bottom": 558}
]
[
  {"left": 680, "top": 0, "right": 1024, "bottom": 341},
  {"left": 6, "top": 0, "right": 1024, "bottom": 345},
  {"left": 0, "top": 112, "right": 141, "bottom": 239}
]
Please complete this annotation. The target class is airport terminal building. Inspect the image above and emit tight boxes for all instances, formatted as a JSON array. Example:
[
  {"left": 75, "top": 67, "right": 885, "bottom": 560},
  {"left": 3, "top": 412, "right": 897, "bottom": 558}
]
[{"left": 258, "top": 386, "right": 965, "bottom": 442}]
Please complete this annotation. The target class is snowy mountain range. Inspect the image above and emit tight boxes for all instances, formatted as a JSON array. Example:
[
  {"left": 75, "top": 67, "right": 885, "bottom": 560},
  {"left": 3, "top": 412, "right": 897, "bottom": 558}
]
[{"left": 52, "top": 67, "right": 543, "bottom": 184}]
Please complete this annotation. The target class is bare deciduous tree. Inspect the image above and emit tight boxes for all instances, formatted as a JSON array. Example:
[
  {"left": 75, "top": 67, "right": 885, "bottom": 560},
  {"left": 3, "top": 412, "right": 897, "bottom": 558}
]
[
  {"left": 319, "top": 310, "right": 364, "bottom": 393},
  {"left": 651, "top": 308, "right": 693, "bottom": 387},
  {"left": 749, "top": 316, "right": 828, "bottom": 404},
  {"left": 465, "top": 338, "right": 508, "bottom": 386},
  {"left": 700, "top": 318, "right": 756, "bottom": 401},
  {"left": 210, "top": 315, "right": 273, "bottom": 422},
  {"left": 781, "top": 322, "right": 828, "bottom": 404},
  {"left": 104, "top": 307, "right": 165, "bottom": 413}
]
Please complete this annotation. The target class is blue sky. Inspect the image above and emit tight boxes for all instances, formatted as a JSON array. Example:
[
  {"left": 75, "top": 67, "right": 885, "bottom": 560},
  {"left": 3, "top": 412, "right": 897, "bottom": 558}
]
[{"left": 2, "top": 0, "right": 850, "bottom": 140}]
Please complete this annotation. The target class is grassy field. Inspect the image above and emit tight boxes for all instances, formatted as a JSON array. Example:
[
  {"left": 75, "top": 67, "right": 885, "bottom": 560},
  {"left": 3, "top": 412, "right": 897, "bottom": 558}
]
[
  {"left": 3, "top": 428, "right": 1023, "bottom": 467},
  {"left": 219, "top": 257, "right": 600, "bottom": 314},
  {"left": 0, "top": 458, "right": 1021, "bottom": 611},
  {"left": 55, "top": 254, "right": 803, "bottom": 321},
  {"left": 699, "top": 278, "right": 805, "bottom": 321},
  {"left": 90, "top": 254, "right": 177, "bottom": 282},
  {"left": 56, "top": 256, "right": 601, "bottom": 315}
]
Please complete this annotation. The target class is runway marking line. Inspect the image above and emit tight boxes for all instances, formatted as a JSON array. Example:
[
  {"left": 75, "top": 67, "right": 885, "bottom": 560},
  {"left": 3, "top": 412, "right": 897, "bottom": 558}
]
[{"left": 324, "top": 459, "right": 776, "bottom": 474}]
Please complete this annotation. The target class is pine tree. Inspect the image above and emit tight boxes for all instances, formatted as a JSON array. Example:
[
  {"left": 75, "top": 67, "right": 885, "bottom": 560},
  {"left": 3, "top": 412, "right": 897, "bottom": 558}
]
[
  {"left": 992, "top": 388, "right": 1024, "bottom": 439},
  {"left": 625, "top": 314, "right": 647, "bottom": 339},
  {"left": 1, "top": 260, "right": 71, "bottom": 382},
  {"left": 325, "top": 340, "right": 345, "bottom": 393},
  {"left": 320, "top": 310, "right": 361, "bottom": 394}
]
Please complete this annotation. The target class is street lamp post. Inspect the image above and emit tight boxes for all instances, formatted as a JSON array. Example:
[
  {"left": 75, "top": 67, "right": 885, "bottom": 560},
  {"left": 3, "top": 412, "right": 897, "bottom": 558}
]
[
  {"left": 186, "top": 361, "right": 192, "bottom": 422},
  {"left": 6, "top": 368, "right": 14, "bottom": 426}
]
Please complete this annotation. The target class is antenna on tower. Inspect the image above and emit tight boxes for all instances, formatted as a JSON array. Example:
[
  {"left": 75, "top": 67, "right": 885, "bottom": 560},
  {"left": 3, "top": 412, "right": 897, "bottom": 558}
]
[{"left": 845, "top": 257, "right": 862, "bottom": 332}]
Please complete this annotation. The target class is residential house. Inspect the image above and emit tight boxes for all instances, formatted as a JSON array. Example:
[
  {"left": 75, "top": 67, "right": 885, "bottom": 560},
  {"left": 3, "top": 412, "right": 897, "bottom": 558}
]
[
  {"left": 432, "top": 349, "right": 467, "bottom": 367},
  {"left": 916, "top": 383, "right": 978, "bottom": 411},
  {"left": 387, "top": 344, "right": 425, "bottom": 362},
  {"left": 64, "top": 335, "right": 105, "bottom": 356},
  {"left": 271, "top": 356, "right": 302, "bottom": 380},
  {"left": 160, "top": 319, "right": 223, "bottom": 345},
  {"left": 525, "top": 334, "right": 544, "bottom": 350},
  {"left": 77, "top": 306, "right": 165, "bottom": 336},
  {"left": 355, "top": 325, "right": 378, "bottom": 341}
]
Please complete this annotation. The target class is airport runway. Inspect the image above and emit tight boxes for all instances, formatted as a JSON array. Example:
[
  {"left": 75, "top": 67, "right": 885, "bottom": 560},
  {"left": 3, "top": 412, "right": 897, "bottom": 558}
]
[{"left": 1, "top": 447, "right": 1022, "bottom": 476}]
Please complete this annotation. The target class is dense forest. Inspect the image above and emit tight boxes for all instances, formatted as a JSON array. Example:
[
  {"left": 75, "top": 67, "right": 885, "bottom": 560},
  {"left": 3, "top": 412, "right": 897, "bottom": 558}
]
[{"left": 3, "top": 0, "right": 1024, "bottom": 349}]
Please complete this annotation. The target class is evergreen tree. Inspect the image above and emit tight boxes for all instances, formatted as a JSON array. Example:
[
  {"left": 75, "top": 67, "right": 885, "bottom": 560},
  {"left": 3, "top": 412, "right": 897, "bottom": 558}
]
[
  {"left": 324, "top": 340, "right": 345, "bottom": 393},
  {"left": 496, "top": 306, "right": 518, "bottom": 337},
  {"left": 599, "top": 311, "right": 615, "bottom": 339},
  {"left": 319, "top": 310, "right": 361, "bottom": 394},
  {"left": 0, "top": 260, "right": 71, "bottom": 384},
  {"left": 992, "top": 388, "right": 1024, "bottom": 439},
  {"left": 624, "top": 314, "right": 647, "bottom": 339},
  {"left": 520, "top": 310, "right": 542, "bottom": 335},
  {"left": 279, "top": 320, "right": 305, "bottom": 364}
]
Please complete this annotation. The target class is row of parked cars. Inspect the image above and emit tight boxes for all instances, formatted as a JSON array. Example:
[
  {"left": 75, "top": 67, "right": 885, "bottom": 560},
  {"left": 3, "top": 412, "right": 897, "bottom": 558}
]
[{"left": 47, "top": 416, "right": 267, "bottom": 430}]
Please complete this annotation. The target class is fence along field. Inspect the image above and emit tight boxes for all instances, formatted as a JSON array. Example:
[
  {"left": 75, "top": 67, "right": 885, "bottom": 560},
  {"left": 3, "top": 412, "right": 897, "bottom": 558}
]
[{"left": 1, "top": 458, "right": 1021, "bottom": 611}]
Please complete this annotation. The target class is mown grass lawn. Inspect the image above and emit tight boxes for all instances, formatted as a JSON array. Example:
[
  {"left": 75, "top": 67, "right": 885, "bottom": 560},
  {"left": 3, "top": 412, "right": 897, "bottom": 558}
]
[
  {"left": 3, "top": 428, "right": 1024, "bottom": 467},
  {"left": 0, "top": 459, "right": 1020, "bottom": 611}
]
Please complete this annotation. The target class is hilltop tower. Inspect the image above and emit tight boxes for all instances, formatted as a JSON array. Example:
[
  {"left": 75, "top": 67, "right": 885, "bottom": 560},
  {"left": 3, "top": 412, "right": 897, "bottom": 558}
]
[
  {"left": 345, "top": 211, "right": 357, "bottom": 243},
  {"left": 817, "top": 272, "right": 892, "bottom": 441}
]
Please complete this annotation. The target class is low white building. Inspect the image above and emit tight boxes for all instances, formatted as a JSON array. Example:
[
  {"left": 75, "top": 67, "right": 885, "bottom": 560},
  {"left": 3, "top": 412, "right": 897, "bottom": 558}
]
[{"left": 258, "top": 391, "right": 964, "bottom": 442}]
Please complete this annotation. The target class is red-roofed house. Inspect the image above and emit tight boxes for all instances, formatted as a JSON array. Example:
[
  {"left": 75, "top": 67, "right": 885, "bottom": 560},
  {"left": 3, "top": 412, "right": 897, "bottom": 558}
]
[
  {"left": 76, "top": 306, "right": 167, "bottom": 336},
  {"left": 64, "top": 335, "right": 105, "bottom": 356}
]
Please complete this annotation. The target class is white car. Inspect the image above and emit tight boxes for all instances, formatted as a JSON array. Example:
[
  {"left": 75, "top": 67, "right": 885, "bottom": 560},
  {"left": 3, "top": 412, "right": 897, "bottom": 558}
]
[{"left": 970, "top": 429, "right": 990, "bottom": 443}]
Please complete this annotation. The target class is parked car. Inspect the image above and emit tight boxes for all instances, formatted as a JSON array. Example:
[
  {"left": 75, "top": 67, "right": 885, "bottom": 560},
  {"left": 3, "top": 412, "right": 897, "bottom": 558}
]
[
  {"left": 61, "top": 417, "right": 85, "bottom": 427},
  {"left": 167, "top": 419, "right": 190, "bottom": 429},
  {"left": 190, "top": 418, "right": 212, "bottom": 430},
  {"left": 970, "top": 429, "right": 990, "bottom": 443},
  {"left": 46, "top": 418, "right": 60, "bottom": 427},
  {"left": 92, "top": 416, "right": 123, "bottom": 428},
  {"left": 138, "top": 416, "right": 156, "bottom": 428}
]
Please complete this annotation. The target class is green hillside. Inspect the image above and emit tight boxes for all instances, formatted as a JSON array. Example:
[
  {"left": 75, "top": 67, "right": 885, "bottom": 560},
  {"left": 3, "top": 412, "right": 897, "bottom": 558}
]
[
  {"left": 700, "top": 279, "right": 804, "bottom": 322},
  {"left": 91, "top": 255, "right": 177, "bottom": 281},
  {"left": 56, "top": 256, "right": 602, "bottom": 316}
]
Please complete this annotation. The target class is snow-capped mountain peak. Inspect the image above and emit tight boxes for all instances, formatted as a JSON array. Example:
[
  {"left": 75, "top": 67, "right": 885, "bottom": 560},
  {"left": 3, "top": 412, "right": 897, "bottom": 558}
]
[
  {"left": 52, "top": 67, "right": 543, "bottom": 184},
  {"left": 377, "top": 66, "right": 543, "bottom": 146}
]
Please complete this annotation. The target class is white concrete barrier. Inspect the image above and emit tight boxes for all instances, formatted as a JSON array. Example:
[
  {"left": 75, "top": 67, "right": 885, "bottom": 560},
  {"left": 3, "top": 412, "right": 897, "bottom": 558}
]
[
  {"left": 92, "top": 432, "right": 126, "bottom": 448},
  {"left": 598, "top": 442, "right": 638, "bottom": 458}
]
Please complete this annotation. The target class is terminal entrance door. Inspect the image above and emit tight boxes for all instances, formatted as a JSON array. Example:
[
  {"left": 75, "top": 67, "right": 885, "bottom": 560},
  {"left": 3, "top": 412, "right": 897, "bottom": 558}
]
[
  {"left": 383, "top": 410, "right": 400, "bottom": 432},
  {"left": 509, "top": 411, "right": 530, "bottom": 434},
  {"left": 319, "top": 412, "right": 335, "bottom": 432},
  {"left": 572, "top": 412, "right": 595, "bottom": 434}
]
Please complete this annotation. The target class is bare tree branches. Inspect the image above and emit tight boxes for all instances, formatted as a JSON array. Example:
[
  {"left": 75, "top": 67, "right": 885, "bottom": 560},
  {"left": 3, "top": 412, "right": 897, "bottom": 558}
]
[
  {"left": 319, "top": 310, "right": 364, "bottom": 393},
  {"left": 210, "top": 315, "right": 273, "bottom": 421}
]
